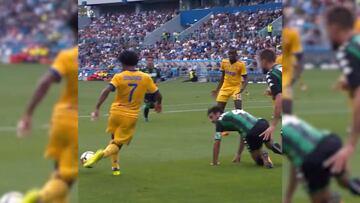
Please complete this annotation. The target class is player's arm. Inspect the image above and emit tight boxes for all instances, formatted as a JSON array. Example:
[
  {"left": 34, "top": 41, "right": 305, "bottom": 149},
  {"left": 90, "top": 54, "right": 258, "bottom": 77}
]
[
  {"left": 239, "top": 63, "right": 248, "bottom": 93},
  {"left": 240, "top": 74, "right": 248, "bottom": 93},
  {"left": 284, "top": 165, "right": 298, "bottom": 203},
  {"left": 212, "top": 133, "right": 222, "bottom": 166},
  {"left": 17, "top": 70, "right": 60, "bottom": 137},
  {"left": 147, "top": 75, "right": 162, "bottom": 113},
  {"left": 349, "top": 88, "right": 360, "bottom": 149},
  {"left": 212, "top": 71, "right": 225, "bottom": 97},
  {"left": 153, "top": 90, "right": 163, "bottom": 113},
  {"left": 91, "top": 84, "right": 113, "bottom": 120},
  {"left": 324, "top": 52, "right": 360, "bottom": 173},
  {"left": 233, "top": 137, "right": 245, "bottom": 163},
  {"left": 261, "top": 75, "right": 282, "bottom": 140}
]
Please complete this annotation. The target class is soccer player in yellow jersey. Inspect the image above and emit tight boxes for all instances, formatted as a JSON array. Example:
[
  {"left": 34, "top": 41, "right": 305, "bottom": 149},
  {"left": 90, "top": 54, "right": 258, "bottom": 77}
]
[
  {"left": 282, "top": 26, "right": 303, "bottom": 114},
  {"left": 17, "top": 14, "right": 78, "bottom": 203},
  {"left": 211, "top": 48, "right": 248, "bottom": 111},
  {"left": 83, "top": 50, "right": 162, "bottom": 175}
]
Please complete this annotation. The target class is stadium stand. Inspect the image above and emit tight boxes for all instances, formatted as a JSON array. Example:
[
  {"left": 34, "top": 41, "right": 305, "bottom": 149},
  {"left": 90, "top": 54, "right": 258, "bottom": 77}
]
[
  {"left": 0, "top": 0, "right": 76, "bottom": 64},
  {"left": 78, "top": 1, "right": 282, "bottom": 82}
]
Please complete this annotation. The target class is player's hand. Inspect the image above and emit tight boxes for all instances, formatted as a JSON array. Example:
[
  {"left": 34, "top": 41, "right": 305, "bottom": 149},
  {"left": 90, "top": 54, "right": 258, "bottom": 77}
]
[
  {"left": 232, "top": 155, "right": 241, "bottom": 163},
  {"left": 259, "top": 126, "right": 275, "bottom": 141},
  {"left": 323, "top": 144, "right": 355, "bottom": 173},
  {"left": 17, "top": 115, "right": 32, "bottom": 138},
  {"left": 211, "top": 90, "right": 218, "bottom": 98},
  {"left": 333, "top": 76, "right": 349, "bottom": 91},
  {"left": 264, "top": 88, "right": 272, "bottom": 96},
  {"left": 210, "top": 162, "right": 220, "bottom": 166},
  {"left": 91, "top": 110, "right": 99, "bottom": 121},
  {"left": 154, "top": 103, "right": 162, "bottom": 113}
]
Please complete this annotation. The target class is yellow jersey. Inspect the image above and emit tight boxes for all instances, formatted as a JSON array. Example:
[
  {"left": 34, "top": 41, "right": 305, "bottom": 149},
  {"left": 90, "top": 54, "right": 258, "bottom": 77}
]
[
  {"left": 109, "top": 70, "right": 158, "bottom": 118},
  {"left": 275, "top": 54, "right": 282, "bottom": 65},
  {"left": 51, "top": 46, "right": 78, "bottom": 117},
  {"left": 282, "top": 27, "right": 302, "bottom": 86},
  {"left": 220, "top": 59, "right": 247, "bottom": 88},
  {"left": 355, "top": 18, "right": 360, "bottom": 33}
]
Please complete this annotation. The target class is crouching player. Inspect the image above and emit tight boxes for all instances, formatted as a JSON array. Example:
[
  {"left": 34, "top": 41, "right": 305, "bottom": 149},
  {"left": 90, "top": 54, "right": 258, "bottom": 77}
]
[
  {"left": 207, "top": 106, "right": 282, "bottom": 168},
  {"left": 282, "top": 115, "right": 360, "bottom": 203}
]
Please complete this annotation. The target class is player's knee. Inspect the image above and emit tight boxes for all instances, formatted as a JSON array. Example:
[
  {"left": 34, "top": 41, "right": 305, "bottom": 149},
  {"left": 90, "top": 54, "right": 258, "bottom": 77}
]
[{"left": 58, "top": 168, "right": 77, "bottom": 184}]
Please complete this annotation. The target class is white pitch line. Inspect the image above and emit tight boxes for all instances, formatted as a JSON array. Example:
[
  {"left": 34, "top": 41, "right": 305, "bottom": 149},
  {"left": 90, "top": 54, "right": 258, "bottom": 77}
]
[
  {"left": 163, "top": 99, "right": 343, "bottom": 107},
  {"left": 0, "top": 124, "right": 49, "bottom": 132}
]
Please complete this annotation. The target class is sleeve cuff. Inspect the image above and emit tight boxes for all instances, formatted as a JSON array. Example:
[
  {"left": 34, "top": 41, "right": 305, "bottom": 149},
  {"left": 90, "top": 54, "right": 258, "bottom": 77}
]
[
  {"left": 109, "top": 83, "right": 116, "bottom": 92},
  {"left": 49, "top": 68, "right": 62, "bottom": 82}
]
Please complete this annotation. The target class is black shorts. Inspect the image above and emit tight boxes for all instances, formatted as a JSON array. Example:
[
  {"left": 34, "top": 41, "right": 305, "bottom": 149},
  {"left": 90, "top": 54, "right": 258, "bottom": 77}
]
[
  {"left": 144, "top": 93, "right": 156, "bottom": 106},
  {"left": 245, "top": 119, "right": 269, "bottom": 152},
  {"left": 301, "top": 134, "right": 343, "bottom": 194}
]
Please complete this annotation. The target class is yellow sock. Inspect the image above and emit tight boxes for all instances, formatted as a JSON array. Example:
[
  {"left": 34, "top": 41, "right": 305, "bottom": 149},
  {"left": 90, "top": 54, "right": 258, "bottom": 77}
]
[
  {"left": 39, "top": 178, "right": 68, "bottom": 203},
  {"left": 111, "top": 152, "right": 120, "bottom": 169},
  {"left": 103, "top": 143, "right": 119, "bottom": 157}
]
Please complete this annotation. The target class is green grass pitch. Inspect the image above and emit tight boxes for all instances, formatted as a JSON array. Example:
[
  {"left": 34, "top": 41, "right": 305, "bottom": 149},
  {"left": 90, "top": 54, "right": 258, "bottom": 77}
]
[
  {"left": 78, "top": 75, "right": 283, "bottom": 202},
  {"left": 3, "top": 64, "right": 356, "bottom": 203},
  {"left": 0, "top": 64, "right": 78, "bottom": 202},
  {"left": 284, "top": 69, "right": 360, "bottom": 203}
]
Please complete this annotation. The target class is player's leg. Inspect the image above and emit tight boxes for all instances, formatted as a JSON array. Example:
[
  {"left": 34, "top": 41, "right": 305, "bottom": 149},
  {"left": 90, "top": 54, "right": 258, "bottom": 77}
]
[
  {"left": 143, "top": 94, "right": 151, "bottom": 122},
  {"left": 283, "top": 86, "right": 293, "bottom": 114},
  {"left": 309, "top": 189, "right": 332, "bottom": 203},
  {"left": 245, "top": 119, "right": 273, "bottom": 168},
  {"left": 253, "top": 119, "right": 282, "bottom": 154},
  {"left": 234, "top": 99, "right": 242, "bottom": 110},
  {"left": 233, "top": 89, "right": 242, "bottom": 110},
  {"left": 250, "top": 150, "right": 273, "bottom": 168},
  {"left": 301, "top": 134, "right": 347, "bottom": 203},
  {"left": 216, "top": 88, "right": 231, "bottom": 111},
  {"left": 217, "top": 102, "right": 227, "bottom": 112},
  {"left": 144, "top": 104, "right": 150, "bottom": 122},
  {"left": 23, "top": 121, "right": 77, "bottom": 203},
  {"left": 23, "top": 147, "right": 77, "bottom": 203},
  {"left": 109, "top": 134, "right": 121, "bottom": 175}
]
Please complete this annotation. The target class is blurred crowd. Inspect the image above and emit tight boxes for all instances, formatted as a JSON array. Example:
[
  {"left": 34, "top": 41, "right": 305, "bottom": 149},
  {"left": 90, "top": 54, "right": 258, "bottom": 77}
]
[
  {"left": 79, "top": 8, "right": 281, "bottom": 69},
  {"left": 0, "top": 0, "right": 76, "bottom": 63},
  {"left": 180, "top": 0, "right": 281, "bottom": 10},
  {"left": 79, "top": 9, "right": 177, "bottom": 69}
]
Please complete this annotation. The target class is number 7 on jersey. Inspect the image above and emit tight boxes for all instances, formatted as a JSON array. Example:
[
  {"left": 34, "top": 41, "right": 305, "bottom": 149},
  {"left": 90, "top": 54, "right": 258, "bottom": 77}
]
[{"left": 128, "top": 83, "right": 138, "bottom": 102}]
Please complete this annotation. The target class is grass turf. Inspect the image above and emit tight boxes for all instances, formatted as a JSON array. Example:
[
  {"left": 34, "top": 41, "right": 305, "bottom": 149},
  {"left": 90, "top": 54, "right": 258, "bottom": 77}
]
[
  {"left": 0, "top": 64, "right": 78, "bottom": 202},
  {"left": 78, "top": 76, "right": 283, "bottom": 202},
  {"left": 284, "top": 69, "right": 360, "bottom": 203}
]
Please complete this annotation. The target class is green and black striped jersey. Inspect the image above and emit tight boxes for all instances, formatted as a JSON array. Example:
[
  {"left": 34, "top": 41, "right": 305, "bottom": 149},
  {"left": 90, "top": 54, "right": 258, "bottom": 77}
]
[
  {"left": 142, "top": 66, "right": 161, "bottom": 83},
  {"left": 266, "top": 64, "right": 282, "bottom": 99},
  {"left": 214, "top": 110, "right": 258, "bottom": 140},
  {"left": 282, "top": 115, "right": 329, "bottom": 167},
  {"left": 336, "top": 34, "right": 360, "bottom": 96}
]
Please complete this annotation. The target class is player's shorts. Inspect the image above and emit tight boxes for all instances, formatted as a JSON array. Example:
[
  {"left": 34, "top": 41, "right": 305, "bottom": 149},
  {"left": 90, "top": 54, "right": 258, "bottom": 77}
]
[
  {"left": 216, "top": 86, "right": 241, "bottom": 103},
  {"left": 245, "top": 119, "right": 269, "bottom": 152},
  {"left": 301, "top": 134, "right": 343, "bottom": 194},
  {"left": 144, "top": 93, "right": 156, "bottom": 108},
  {"left": 106, "top": 112, "right": 138, "bottom": 145},
  {"left": 45, "top": 109, "right": 78, "bottom": 182}
]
